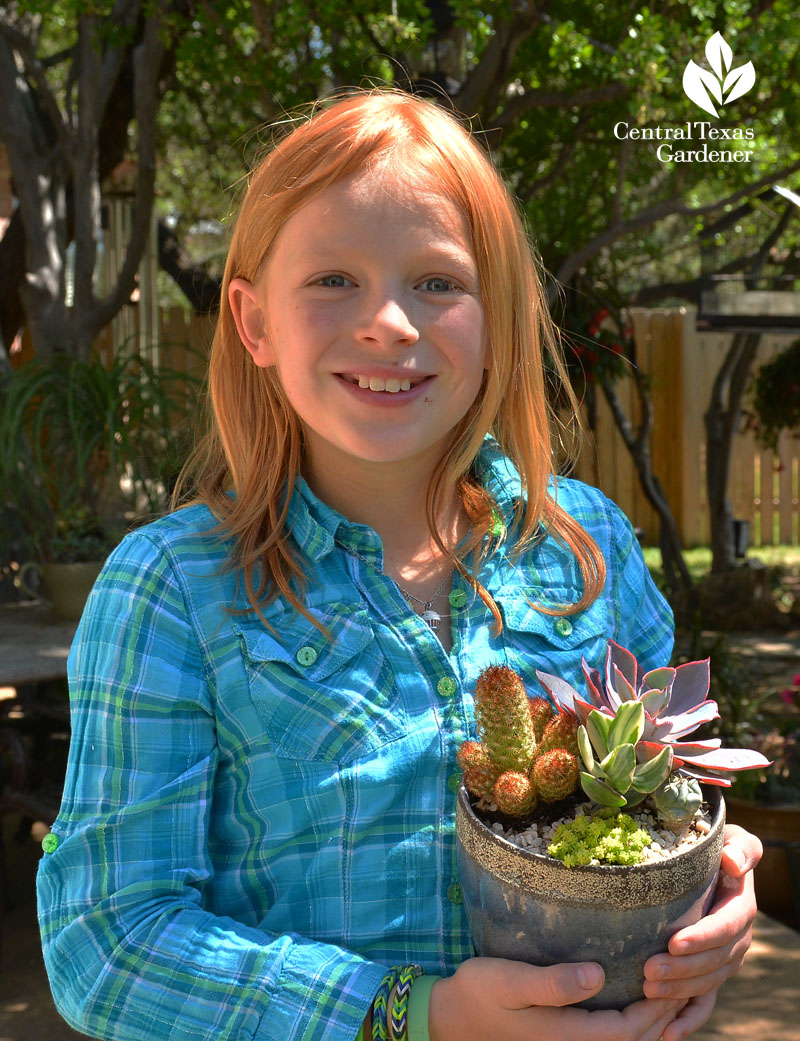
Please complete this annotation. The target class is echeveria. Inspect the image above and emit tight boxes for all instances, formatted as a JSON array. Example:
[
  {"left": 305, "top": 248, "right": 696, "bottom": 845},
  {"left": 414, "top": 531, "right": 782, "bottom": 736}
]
[{"left": 536, "top": 639, "right": 771, "bottom": 788}]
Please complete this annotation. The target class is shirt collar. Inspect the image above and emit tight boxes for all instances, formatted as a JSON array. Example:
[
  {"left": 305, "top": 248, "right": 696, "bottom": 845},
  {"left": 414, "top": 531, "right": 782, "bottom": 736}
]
[
  {"left": 285, "top": 474, "right": 384, "bottom": 564},
  {"left": 284, "top": 434, "right": 530, "bottom": 563}
]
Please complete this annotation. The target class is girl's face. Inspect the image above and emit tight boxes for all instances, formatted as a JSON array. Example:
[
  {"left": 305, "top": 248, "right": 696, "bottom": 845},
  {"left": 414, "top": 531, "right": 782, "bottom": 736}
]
[{"left": 229, "top": 168, "right": 487, "bottom": 483}]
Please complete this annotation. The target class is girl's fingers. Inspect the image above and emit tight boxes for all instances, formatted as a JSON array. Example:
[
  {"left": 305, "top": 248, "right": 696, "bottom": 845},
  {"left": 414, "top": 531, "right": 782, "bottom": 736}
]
[
  {"left": 663, "top": 868, "right": 755, "bottom": 956},
  {"left": 644, "top": 929, "right": 752, "bottom": 996},
  {"left": 637, "top": 1000, "right": 690, "bottom": 1041},
  {"left": 719, "top": 825, "right": 763, "bottom": 877},
  {"left": 615, "top": 997, "right": 686, "bottom": 1041},
  {"left": 477, "top": 957, "right": 606, "bottom": 1009},
  {"left": 532, "top": 997, "right": 682, "bottom": 1041},
  {"left": 659, "top": 991, "right": 718, "bottom": 1041},
  {"left": 642, "top": 934, "right": 751, "bottom": 999}
]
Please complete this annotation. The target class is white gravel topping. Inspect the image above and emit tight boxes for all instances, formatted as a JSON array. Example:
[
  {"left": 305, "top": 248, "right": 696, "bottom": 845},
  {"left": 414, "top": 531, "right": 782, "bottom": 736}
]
[{"left": 501, "top": 801, "right": 714, "bottom": 864}]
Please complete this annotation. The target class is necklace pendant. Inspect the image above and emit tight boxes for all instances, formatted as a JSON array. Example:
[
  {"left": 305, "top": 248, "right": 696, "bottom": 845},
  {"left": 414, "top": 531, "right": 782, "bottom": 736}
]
[{"left": 421, "top": 608, "right": 441, "bottom": 630}]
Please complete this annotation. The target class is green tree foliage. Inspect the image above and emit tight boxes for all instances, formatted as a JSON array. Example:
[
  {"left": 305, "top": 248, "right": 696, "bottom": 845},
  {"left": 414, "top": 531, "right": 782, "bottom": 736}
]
[
  {"left": 153, "top": 1, "right": 800, "bottom": 303},
  {"left": 746, "top": 337, "right": 800, "bottom": 452}
]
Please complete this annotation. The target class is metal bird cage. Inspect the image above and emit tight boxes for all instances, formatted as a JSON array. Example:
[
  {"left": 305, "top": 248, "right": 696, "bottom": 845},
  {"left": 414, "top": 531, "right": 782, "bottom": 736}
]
[{"left": 696, "top": 186, "right": 800, "bottom": 333}]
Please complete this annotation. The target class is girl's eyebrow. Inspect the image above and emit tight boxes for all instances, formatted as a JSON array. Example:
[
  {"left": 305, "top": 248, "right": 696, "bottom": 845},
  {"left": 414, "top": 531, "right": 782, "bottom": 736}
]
[{"left": 304, "top": 243, "right": 477, "bottom": 274}]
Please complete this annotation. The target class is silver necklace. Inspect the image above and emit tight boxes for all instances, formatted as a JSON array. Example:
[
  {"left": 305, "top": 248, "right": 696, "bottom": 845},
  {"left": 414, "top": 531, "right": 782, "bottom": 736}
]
[
  {"left": 334, "top": 538, "right": 452, "bottom": 631},
  {"left": 395, "top": 569, "right": 453, "bottom": 631}
]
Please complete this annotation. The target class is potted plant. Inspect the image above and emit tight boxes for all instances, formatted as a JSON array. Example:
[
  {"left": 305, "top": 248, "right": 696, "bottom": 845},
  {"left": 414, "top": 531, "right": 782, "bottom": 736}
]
[
  {"left": 455, "top": 640, "right": 770, "bottom": 1010},
  {"left": 0, "top": 344, "right": 197, "bottom": 619}
]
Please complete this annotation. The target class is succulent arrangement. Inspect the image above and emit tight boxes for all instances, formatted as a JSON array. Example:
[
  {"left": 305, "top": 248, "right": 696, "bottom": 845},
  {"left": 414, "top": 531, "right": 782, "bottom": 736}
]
[{"left": 458, "top": 640, "right": 771, "bottom": 862}]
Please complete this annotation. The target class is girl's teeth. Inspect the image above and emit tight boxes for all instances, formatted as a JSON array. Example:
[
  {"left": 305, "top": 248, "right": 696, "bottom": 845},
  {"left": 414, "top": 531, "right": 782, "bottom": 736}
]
[{"left": 355, "top": 375, "right": 413, "bottom": 393}]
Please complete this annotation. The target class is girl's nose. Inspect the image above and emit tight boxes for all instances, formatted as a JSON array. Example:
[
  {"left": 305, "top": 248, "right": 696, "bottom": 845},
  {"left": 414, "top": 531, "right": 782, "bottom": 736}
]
[{"left": 354, "top": 295, "right": 420, "bottom": 347}]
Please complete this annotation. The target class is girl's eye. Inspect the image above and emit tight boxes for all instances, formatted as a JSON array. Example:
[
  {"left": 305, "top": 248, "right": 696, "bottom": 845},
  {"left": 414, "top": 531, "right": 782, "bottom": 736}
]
[
  {"left": 418, "top": 277, "right": 460, "bottom": 293},
  {"left": 316, "top": 274, "right": 353, "bottom": 288}
]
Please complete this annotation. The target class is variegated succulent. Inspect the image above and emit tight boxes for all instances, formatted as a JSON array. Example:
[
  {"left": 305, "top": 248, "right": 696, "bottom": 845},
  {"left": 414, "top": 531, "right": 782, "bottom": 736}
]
[{"left": 536, "top": 638, "right": 771, "bottom": 800}]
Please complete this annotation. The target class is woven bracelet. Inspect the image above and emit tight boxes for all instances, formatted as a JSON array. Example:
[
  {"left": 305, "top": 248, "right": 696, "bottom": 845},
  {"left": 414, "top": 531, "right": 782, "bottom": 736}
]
[
  {"left": 371, "top": 967, "right": 401, "bottom": 1041},
  {"left": 389, "top": 964, "right": 424, "bottom": 1041}
]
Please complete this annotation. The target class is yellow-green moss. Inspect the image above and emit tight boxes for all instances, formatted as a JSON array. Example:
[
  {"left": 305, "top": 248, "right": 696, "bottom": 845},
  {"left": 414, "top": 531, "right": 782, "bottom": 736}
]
[{"left": 547, "top": 813, "right": 651, "bottom": 866}]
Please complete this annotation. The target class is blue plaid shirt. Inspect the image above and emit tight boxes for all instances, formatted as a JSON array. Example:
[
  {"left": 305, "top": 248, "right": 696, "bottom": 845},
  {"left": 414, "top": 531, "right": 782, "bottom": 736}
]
[{"left": 37, "top": 438, "right": 673, "bottom": 1041}]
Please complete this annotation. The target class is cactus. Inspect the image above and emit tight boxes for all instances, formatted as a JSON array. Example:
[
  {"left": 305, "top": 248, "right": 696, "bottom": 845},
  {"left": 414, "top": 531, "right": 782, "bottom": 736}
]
[
  {"left": 651, "top": 777, "right": 703, "bottom": 830},
  {"left": 539, "top": 712, "right": 579, "bottom": 757},
  {"left": 531, "top": 748, "right": 580, "bottom": 803},
  {"left": 457, "top": 740, "right": 500, "bottom": 801},
  {"left": 493, "top": 771, "right": 537, "bottom": 816},
  {"left": 474, "top": 665, "right": 536, "bottom": 773},
  {"left": 460, "top": 640, "right": 775, "bottom": 846},
  {"left": 529, "top": 697, "right": 555, "bottom": 742},
  {"left": 460, "top": 665, "right": 581, "bottom": 820}
]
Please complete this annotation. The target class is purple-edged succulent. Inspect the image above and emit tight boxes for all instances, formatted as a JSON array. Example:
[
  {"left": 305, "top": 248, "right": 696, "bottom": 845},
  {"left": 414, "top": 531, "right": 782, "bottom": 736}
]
[{"left": 536, "top": 638, "right": 771, "bottom": 789}]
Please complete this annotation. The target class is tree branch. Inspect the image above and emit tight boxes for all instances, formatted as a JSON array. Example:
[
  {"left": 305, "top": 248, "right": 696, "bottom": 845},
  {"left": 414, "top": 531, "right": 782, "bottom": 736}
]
[
  {"left": 0, "top": 33, "right": 69, "bottom": 349},
  {"left": 555, "top": 157, "right": 800, "bottom": 286},
  {"left": 0, "top": 16, "right": 71, "bottom": 152},
  {"left": 97, "top": 0, "right": 143, "bottom": 119},
  {"left": 71, "top": 15, "right": 103, "bottom": 336},
  {"left": 495, "top": 81, "right": 630, "bottom": 129},
  {"left": 157, "top": 220, "right": 221, "bottom": 314},
  {"left": 456, "top": 7, "right": 536, "bottom": 121},
  {"left": 91, "top": 12, "right": 165, "bottom": 333},
  {"left": 515, "top": 115, "right": 593, "bottom": 202},
  {"left": 528, "top": 10, "right": 618, "bottom": 56}
]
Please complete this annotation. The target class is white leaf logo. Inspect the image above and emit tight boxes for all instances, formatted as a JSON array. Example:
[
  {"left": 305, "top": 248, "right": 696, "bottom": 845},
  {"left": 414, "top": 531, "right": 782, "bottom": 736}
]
[
  {"left": 705, "top": 31, "right": 732, "bottom": 79},
  {"left": 682, "top": 32, "right": 755, "bottom": 117}
]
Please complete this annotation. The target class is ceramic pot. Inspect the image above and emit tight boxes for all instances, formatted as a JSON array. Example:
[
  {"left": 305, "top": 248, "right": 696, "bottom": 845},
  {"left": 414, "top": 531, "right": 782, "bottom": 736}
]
[
  {"left": 17, "top": 560, "right": 103, "bottom": 621},
  {"left": 725, "top": 796, "right": 800, "bottom": 928},
  {"left": 456, "top": 784, "right": 725, "bottom": 1011}
]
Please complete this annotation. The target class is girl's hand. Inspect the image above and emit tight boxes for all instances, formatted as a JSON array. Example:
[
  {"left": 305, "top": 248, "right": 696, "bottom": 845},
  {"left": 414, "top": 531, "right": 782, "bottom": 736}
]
[
  {"left": 428, "top": 957, "right": 685, "bottom": 1041},
  {"left": 642, "top": 824, "right": 763, "bottom": 1041}
]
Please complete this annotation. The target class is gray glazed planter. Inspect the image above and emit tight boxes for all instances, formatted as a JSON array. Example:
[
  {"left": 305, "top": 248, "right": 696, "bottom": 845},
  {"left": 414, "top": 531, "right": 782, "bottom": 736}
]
[{"left": 456, "top": 783, "right": 725, "bottom": 1011}]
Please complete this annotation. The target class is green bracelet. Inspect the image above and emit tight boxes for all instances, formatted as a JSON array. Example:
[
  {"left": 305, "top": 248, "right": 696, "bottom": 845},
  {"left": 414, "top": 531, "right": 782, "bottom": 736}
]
[
  {"left": 406, "top": 974, "right": 442, "bottom": 1041},
  {"left": 389, "top": 964, "right": 424, "bottom": 1041},
  {"left": 371, "top": 966, "right": 401, "bottom": 1041}
]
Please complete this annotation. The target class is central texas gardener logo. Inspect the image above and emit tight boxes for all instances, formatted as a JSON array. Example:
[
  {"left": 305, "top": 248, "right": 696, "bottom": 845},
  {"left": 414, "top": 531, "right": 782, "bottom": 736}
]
[{"left": 683, "top": 32, "right": 756, "bottom": 117}]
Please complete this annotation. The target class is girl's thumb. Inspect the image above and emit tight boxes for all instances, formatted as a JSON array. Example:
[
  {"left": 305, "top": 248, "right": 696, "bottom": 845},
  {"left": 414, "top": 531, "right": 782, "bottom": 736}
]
[{"left": 522, "top": 961, "right": 605, "bottom": 1007}]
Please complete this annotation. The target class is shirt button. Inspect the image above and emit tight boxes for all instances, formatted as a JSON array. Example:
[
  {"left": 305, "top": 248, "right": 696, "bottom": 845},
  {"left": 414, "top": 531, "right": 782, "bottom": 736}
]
[
  {"left": 296, "top": 645, "right": 318, "bottom": 667},
  {"left": 554, "top": 617, "right": 573, "bottom": 637},
  {"left": 448, "top": 589, "right": 468, "bottom": 609},
  {"left": 42, "top": 832, "right": 59, "bottom": 854},
  {"left": 437, "top": 676, "right": 457, "bottom": 698},
  {"left": 447, "top": 772, "right": 461, "bottom": 793},
  {"left": 446, "top": 881, "right": 463, "bottom": 904}
]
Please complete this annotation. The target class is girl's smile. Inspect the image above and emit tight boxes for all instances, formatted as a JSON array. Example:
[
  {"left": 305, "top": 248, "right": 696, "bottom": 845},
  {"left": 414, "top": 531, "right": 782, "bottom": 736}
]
[{"left": 229, "top": 168, "right": 487, "bottom": 484}]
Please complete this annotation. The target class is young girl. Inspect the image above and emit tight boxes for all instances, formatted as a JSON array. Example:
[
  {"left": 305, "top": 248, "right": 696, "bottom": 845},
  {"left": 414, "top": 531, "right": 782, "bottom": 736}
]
[{"left": 38, "top": 89, "right": 761, "bottom": 1041}]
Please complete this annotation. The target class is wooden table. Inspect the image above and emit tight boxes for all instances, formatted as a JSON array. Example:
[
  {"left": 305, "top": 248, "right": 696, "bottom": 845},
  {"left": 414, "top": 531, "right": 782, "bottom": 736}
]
[{"left": 0, "top": 603, "right": 78, "bottom": 688}]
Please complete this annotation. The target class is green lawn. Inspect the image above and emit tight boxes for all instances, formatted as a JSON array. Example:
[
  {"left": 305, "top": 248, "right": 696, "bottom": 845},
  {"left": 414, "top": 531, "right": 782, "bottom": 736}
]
[{"left": 642, "top": 545, "right": 800, "bottom": 585}]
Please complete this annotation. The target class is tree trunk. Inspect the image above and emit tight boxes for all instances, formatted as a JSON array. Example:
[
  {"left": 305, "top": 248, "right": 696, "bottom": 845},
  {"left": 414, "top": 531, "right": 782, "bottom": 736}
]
[
  {"left": 598, "top": 366, "right": 693, "bottom": 599},
  {"left": 704, "top": 332, "right": 761, "bottom": 573},
  {"left": 157, "top": 221, "right": 221, "bottom": 314}
]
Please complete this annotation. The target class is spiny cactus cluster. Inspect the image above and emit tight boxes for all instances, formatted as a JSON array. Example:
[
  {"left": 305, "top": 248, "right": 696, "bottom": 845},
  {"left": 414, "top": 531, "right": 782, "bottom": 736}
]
[{"left": 457, "top": 665, "right": 580, "bottom": 818}]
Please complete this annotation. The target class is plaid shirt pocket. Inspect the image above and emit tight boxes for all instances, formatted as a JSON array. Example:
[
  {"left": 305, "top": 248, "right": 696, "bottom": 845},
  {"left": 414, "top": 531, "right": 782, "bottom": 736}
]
[
  {"left": 235, "top": 602, "right": 407, "bottom": 763},
  {"left": 494, "top": 587, "right": 611, "bottom": 689}
]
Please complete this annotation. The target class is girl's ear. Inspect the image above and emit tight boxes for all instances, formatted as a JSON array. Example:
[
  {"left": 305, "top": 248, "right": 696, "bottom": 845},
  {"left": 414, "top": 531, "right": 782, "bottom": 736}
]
[{"left": 228, "top": 277, "right": 275, "bottom": 367}]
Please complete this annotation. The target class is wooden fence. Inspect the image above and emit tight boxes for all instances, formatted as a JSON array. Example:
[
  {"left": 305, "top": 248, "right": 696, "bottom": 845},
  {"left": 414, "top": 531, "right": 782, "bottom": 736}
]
[{"left": 573, "top": 308, "right": 799, "bottom": 547}]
